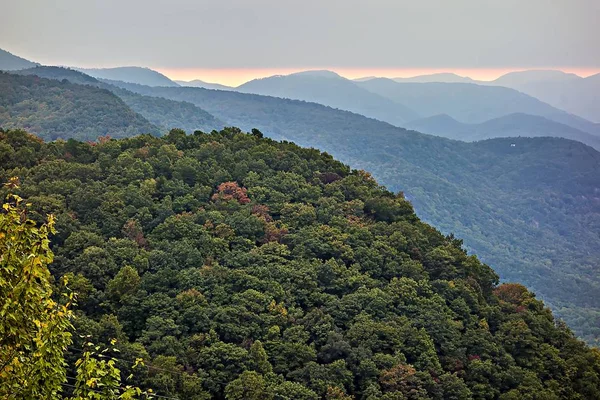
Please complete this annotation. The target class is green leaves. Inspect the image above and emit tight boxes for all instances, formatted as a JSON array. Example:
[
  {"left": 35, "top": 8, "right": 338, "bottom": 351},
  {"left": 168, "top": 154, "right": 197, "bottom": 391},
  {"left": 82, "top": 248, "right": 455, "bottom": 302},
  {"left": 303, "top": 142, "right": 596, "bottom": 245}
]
[
  {"left": 0, "top": 188, "right": 150, "bottom": 399},
  {"left": 0, "top": 188, "right": 72, "bottom": 400},
  {"left": 69, "top": 340, "right": 149, "bottom": 400}
]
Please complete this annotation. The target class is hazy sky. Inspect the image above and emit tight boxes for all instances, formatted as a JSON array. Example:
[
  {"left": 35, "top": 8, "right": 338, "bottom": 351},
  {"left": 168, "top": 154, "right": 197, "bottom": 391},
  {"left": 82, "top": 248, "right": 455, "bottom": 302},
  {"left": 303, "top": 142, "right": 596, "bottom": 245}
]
[{"left": 2, "top": 0, "right": 599, "bottom": 84}]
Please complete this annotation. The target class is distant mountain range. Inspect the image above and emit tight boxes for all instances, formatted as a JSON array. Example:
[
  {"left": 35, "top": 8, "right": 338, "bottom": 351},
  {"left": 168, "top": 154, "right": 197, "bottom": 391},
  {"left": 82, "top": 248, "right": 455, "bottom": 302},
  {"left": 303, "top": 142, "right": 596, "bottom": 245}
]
[
  {"left": 405, "top": 112, "right": 600, "bottom": 150},
  {"left": 0, "top": 49, "right": 181, "bottom": 88},
  {"left": 233, "top": 70, "right": 600, "bottom": 138},
  {"left": 236, "top": 70, "right": 600, "bottom": 138},
  {"left": 352, "top": 72, "right": 476, "bottom": 84},
  {"left": 237, "top": 70, "right": 420, "bottom": 125},
  {"left": 487, "top": 70, "right": 600, "bottom": 123},
  {"left": 4, "top": 45, "right": 598, "bottom": 126},
  {"left": 74, "top": 66, "right": 180, "bottom": 87},
  {"left": 356, "top": 77, "right": 600, "bottom": 136},
  {"left": 356, "top": 70, "right": 600, "bottom": 124}
]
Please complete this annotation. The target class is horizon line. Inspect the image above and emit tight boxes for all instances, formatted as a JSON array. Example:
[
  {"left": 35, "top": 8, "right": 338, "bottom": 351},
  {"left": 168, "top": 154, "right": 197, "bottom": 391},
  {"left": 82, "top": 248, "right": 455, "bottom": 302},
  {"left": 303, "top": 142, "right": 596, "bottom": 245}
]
[{"left": 150, "top": 66, "right": 600, "bottom": 86}]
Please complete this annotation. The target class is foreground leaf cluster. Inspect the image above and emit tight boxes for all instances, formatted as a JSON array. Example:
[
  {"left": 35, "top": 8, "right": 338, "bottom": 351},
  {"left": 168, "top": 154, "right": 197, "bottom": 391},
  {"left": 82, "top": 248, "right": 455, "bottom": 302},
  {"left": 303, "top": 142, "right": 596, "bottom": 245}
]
[{"left": 0, "top": 181, "right": 146, "bottom": 399}]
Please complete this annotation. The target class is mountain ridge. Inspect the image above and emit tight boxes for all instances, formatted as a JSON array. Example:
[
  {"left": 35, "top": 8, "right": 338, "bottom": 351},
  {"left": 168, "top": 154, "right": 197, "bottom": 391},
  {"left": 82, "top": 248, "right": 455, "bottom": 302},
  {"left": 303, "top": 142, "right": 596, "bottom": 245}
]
[
  {"left": 405, "top": 112, "right": 600, "bottom": 150},
  {"left": 75, "top": 66, "right": 180, "bottom": 87},
  {"left": 393, "top": 72, "right": 475, "bottom": 83},
  {"left": 488, "top": 70, "right": 600, "bottom": 123},
  {"left": 175, "top": 79, "right": 233, "bottom": 90}
]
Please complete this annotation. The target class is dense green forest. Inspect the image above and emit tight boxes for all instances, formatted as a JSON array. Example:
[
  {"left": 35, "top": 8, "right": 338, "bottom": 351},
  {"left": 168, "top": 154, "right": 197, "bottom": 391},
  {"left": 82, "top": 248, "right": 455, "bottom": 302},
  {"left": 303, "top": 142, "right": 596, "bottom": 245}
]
[
  {"left": 0, "top": 72, "right": 160, "bottom": 140},
  {"left": 14, "top": 67, "right": 226, "bottom": 133},
  {"left": 3, "top": 67, "right": 600, "bottom": 342},
  {"left": 97, "top": 80, "right": 600, "bottom": 343},
  {"left": 2, "top": 127, "right": 600, "bottom": 399}
]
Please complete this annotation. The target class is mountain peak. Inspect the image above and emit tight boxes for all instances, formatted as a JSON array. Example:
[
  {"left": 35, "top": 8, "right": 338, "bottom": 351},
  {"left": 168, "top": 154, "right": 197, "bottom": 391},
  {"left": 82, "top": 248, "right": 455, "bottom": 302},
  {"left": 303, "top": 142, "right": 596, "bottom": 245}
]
[
  {"left": 288, "top": 70, "right": 343, "bottom": 79},
  {"left": 74, "top": 66, "right": 179, "bottom": 87},
  {"left": 493, "top": 69, "right": 582, "bottom": 85},
  {"left": 175, "top": 79, "right": 233, "bottom": 91}
]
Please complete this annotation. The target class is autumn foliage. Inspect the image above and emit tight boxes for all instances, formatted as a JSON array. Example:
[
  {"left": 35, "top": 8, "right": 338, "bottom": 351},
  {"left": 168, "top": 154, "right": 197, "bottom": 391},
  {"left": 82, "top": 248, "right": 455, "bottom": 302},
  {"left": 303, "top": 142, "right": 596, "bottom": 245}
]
[{"left": 211, "top": 181, "right": 251, "bottom": 204}]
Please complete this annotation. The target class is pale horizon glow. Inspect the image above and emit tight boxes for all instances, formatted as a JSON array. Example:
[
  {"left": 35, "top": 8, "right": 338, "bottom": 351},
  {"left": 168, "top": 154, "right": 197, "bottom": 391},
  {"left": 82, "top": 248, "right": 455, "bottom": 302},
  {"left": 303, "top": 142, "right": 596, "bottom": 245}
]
[
  {"left": 154, "top": 67, "right": 600, "bottom": 87},
  {"left": 3, "top": 0, "right": 599, "bottom": 86},
  {"left": 12, "top": 44, "right": 600, "bottom": 86}
]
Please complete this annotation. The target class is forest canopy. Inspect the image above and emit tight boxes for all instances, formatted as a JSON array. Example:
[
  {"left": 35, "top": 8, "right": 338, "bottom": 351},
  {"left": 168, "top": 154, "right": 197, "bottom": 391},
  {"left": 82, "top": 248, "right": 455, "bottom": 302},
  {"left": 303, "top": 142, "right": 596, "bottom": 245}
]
[{"left": 2, "top": 127, "right": 600, "bottom": 399}]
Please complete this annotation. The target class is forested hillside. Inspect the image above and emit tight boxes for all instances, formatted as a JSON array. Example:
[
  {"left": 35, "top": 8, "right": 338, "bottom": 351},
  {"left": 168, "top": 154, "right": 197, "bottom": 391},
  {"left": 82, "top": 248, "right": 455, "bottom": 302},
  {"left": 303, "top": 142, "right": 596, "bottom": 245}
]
[
  {"left": 98, "top": 80, "right": 600, "bottom": 342},
  {"left": 2, "top": 128, "right": 600, "bottom": 400},
  {"left": 15, "top": 66, "right": 100, "bottom": 85},
  {"left": 14, "top": 67, "right": 226, "bottom": 133},
  {"left": 0, "top": 72, "right": 160, "bottom": 140}
]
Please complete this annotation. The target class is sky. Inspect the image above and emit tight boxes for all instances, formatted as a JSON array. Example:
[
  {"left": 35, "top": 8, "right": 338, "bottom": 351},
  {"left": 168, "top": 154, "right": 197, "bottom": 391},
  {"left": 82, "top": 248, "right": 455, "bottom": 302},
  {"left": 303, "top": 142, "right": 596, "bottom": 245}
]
[{"left": 1, "top": 0, "right": 599, "bottom": 86}]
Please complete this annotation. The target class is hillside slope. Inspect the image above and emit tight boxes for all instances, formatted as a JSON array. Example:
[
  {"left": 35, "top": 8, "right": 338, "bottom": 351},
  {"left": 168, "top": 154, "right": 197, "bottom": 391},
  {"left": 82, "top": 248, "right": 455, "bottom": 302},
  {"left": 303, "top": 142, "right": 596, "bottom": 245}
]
[
  {"left": 2, "top": 128, "right": 600, "bottom": 399},
  {"left": 0, "top": 72, "right": 159, "bottom": 140},
  {"left": 0, "top": 48, "right": 39, "bottom": 71},
  {"left": 110, "top": 86, "right": 226, "bottom": 133},
  {"left": 74, "top": 80, "right": 600, "bottom": 342}
]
